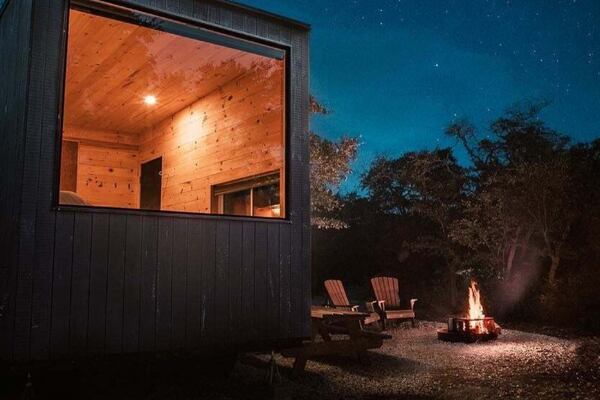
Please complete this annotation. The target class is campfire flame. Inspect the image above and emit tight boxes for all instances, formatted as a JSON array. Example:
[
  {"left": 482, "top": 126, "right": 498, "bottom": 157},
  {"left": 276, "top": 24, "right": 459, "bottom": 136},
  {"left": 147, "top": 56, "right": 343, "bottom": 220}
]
[{"left": 467, "top": 280, "right": 489, "bottom": 334}]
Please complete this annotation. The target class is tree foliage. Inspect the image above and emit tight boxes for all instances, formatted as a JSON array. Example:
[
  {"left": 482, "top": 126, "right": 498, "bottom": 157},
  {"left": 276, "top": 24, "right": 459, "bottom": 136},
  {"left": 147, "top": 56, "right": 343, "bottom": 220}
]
[
  {"left": 447, "top": 104, "right": 580, "bottom": 285},
  {"left": 313, "top": 103, "right": 600, "bottom": 329},
  {"left": 362, "top": 149, "right": 468, "bottom": 305},
  {"left": 309, "top": 97, "right": 359, "bottom": 229}
]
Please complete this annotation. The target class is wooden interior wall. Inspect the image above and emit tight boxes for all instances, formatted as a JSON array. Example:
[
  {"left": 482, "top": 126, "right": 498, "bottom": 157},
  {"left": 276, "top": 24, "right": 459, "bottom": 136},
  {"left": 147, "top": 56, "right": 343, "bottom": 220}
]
[
  {"left": 139, "top": 61, "right": 284, "bottom": 214},
  {"left": 59, "top": 141, "right": 78, "bottom": 192},
  {"left": 62, "top": 127, "right": 140, "bottom": 208},
  {"left": 64, "top": 8, "right": 259, "bottom": 134}
]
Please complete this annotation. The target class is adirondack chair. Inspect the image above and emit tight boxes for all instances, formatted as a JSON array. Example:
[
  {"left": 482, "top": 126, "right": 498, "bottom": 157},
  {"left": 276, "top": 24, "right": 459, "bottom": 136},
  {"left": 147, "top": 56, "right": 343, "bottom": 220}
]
[
  {"left": 370, "top": 277, "right": 417, "bottom": 329},
  {"left": 323, "top": 280, "right": 380, "bottom": 326}
]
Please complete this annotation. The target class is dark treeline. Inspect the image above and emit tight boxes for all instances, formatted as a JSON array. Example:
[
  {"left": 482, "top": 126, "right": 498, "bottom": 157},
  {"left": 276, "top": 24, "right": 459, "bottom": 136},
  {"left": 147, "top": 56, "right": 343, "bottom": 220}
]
[{"left": 312, "top": 103, "right": 600, "bottom": 331}]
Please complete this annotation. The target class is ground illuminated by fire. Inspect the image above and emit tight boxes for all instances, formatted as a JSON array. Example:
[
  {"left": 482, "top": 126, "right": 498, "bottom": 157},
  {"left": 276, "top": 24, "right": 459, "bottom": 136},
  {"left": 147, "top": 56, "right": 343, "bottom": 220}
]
[{"left": 265, "top": 323, "right": 599, "bottom": 400}]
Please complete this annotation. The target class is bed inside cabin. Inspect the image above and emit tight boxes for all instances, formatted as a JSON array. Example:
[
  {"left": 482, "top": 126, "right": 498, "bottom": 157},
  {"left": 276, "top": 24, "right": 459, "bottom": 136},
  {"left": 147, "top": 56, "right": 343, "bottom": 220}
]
[{"left": 59, "top": 7, "right": 285, "bottom": 219}]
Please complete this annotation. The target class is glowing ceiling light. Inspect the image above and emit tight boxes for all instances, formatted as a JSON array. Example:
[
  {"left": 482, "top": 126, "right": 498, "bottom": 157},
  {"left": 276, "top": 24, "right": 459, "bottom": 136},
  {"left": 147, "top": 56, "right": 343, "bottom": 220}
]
[{"left": 144, "top": 95, "right": 157, "bottom": 106}]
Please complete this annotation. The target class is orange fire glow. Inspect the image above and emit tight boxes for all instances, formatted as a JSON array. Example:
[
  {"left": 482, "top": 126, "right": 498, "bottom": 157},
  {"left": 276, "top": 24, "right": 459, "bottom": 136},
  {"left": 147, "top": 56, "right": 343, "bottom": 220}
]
[{"left": 467, "top": 280, "right": 489, "bottom": 334}]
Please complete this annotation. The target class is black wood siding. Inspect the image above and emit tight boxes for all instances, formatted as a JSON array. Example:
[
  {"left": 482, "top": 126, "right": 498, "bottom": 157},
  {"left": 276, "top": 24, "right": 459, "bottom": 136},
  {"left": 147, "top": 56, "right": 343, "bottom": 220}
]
[
  {"left": 3, "top": 0, "right": 310, "bottom": 362},
  {"left": 0, "top": 0, "right": 33, "bottom": 363}
]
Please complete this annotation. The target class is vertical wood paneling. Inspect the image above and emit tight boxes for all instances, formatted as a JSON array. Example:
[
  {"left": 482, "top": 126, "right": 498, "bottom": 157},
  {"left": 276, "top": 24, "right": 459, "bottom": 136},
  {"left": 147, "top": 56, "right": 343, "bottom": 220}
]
[
  {"left": 214, "top": 222, "right": 229, "bottom": 342},
  {"left": 179, "top": 0, "right": 193, "bottom": 16},
  {"left": 186, "top": 219, "right": 203, "bottom": 349},
  {"left": 228, "top": 222, "right": 242, "bottom": 343},
  {"left": 50, "top": 212, "right": 74, "bottom": 358},
  {"left": 106, "top": 214, "right": 126, "bottom": 353},
  {"left": 201, "top": 220, "right": 216, "bottom": 342},
  {"left": 267, "top": 224, "right": 280, "bottom": 340},
  {"left": 27, "top": 0, "right": 64, "bottom": 361},
  {"left": 279, "top": 224, "right": 291, "bottom": 338},
  {"left": 70, "top": 213, "right": 92, "bottom": 355},
  {"left": 241, "top": 222, "right": 256, "bottom": 339},
  {"left": 165, "top": 0, "right": 178, "bottom": 13},
  {"left": 206, "top": 2, "right": 219, "bottom": 24},
  {"left": 244, "top": 14, "right": 257, "bottom": 36},
  {"left": 267, "top": 21, "right": 280, "bottom": 42},
  {"left": 299, "top": 30, "right": 312, "bottom": 338},
  {"left": 156, "top": 218, "right": 173, "bottom": 351},
  {"left": 219, "top": 6, "right": 233, "bottom": 29},
  {"left": 140, "top": 216, "right": 158, "bottom": 352},
  {"left": 232, "top": 9, "right": 244, "bottom": 32},
  {"left": 123, "top": 214, "right": 142, "bottom": 353},
  {"left": 0, "top": 0, "right": 33, "bottom": 361},
  {"left": 254, "top": 222, "right": 268, "bottom": 339},
  {"left": 193, "top": 0, "right": 209, "bottom": 22},
  {"left": 280, "top": 25, "right": 292, "bottom": 45},
  {"left": 87, "top": 213, "right": 109, "bottom": 354},
  {"left": 171, "top": 218, "right": 188, "bottom": 349},
  {"left": 289, "top": 26, "right": 307, "bottom": 338}
]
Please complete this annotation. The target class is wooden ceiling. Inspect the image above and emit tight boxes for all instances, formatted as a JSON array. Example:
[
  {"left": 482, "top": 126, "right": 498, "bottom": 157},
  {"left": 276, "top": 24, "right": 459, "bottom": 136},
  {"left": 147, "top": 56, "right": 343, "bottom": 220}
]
[{"left": 64, "top": 9, "right": 272, "bottom": 134}]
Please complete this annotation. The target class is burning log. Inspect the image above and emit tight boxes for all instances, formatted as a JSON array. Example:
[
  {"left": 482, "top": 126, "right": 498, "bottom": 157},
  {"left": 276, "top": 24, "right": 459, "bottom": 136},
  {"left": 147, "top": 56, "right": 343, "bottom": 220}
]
[{"left": 437, "top": 280, "right": 501, "bottom": 343}]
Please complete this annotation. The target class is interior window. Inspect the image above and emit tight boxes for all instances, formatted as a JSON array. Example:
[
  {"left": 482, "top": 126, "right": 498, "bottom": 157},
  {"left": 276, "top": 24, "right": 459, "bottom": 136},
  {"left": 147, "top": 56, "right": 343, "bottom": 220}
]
[
  {"left": 223, "top": 190, "right": 252, "bottom": 216},
  {"left": 58, "top": 5, "right": 286, "bottom": 218},
  {"left": 213, "top": 173, "right": 281, "bottom": 218}
]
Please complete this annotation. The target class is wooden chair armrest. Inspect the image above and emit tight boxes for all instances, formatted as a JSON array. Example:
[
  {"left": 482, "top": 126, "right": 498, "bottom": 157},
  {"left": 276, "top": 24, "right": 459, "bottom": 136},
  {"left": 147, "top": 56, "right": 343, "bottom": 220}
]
[
  {"left": 365, "top": 301, "right": 377, "bottom": 312},
  {"left": 329, "top": 304, "right": 359, "bottom": 312},
  {"left": 370, "top": 300, "right": 385, "bottom": 312},
  {"left": 410, "top": 298, "right": 418, "bottom": 310}
]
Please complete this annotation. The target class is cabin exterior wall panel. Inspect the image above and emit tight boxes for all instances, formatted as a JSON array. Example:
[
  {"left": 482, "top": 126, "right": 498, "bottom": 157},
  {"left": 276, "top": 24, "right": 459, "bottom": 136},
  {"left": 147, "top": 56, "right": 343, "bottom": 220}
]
[
  {"left": 0, "top": 0, "right": 34, "bottom": 362},
  {"left": 4, "top": 0, "right": 310, "bottom": 362}
]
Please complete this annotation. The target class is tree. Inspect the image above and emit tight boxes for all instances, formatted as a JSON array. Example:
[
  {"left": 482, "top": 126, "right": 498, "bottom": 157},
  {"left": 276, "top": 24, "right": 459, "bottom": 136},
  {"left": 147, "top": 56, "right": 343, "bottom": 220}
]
[
  {"left": 362, "top": 149, "right": 468, "bottom": 306},
  {"left": 447, "top": 103, "right": 577, "bottom": 285},
  {"left": 309, "top": 96, "right": 359, "bottom": 229}
]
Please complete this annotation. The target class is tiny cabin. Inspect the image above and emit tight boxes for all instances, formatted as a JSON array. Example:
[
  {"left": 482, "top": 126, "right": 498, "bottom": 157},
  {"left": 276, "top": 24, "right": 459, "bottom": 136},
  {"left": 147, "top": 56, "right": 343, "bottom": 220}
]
[{"left": 0, "top": 0, "right": 310, "bottom": 363}]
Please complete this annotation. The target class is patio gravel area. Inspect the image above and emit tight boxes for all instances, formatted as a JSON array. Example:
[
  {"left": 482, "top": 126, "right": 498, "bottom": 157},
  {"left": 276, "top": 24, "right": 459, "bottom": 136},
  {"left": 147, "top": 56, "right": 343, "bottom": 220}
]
[
  {"left": 7, "top": 323, "right": 599, "bottom": 399},
  {"left": 261, "top": 322, "right": 600, "bottom": 399}
]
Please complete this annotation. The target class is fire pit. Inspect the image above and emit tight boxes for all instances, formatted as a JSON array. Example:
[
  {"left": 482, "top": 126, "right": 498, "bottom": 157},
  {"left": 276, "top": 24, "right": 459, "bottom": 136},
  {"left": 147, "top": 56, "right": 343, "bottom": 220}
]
[{"left": 437, "top": 280, "right": 501, "bottom": 343}]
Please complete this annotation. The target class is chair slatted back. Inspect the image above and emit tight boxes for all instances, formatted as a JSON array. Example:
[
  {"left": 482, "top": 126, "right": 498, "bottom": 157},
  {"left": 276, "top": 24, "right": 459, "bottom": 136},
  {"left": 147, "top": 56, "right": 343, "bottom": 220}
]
[
  {"left": 371, "top": 277, "right": 401, "bottom": 307},
  {"left": 324, "top": 280, "right": 351, "bottom": 307}
]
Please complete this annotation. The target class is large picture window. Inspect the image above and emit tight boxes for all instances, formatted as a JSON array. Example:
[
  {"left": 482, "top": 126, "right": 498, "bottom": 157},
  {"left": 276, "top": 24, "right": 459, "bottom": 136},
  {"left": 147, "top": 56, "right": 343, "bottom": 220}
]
[{"left": 58, "top": 3, "right": 286, "bottom": 218}]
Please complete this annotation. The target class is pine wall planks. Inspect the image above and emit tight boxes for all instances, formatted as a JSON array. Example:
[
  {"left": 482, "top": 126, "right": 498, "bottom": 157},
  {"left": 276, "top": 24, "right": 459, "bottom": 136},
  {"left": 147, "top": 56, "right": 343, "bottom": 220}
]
[
  {"left": 138, "top": 59, "right": 285, "bottom": 213},
  {"left": 2, "top": 0, "right": 310, "bottom": 362}
]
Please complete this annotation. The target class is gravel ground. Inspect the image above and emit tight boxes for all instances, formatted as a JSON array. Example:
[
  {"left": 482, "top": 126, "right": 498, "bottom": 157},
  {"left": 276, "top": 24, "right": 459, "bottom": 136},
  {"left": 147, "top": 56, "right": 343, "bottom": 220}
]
[
  {"left": 6, "top": 323, "right": 599, "bottom": 399},
  {"left": 262, "top": 322, "right": 600, "bottom": 400}
]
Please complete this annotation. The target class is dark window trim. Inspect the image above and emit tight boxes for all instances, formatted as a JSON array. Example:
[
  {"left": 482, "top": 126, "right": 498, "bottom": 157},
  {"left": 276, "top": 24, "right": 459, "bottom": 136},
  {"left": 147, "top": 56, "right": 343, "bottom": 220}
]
[
  {"left": 53, "top": 0, "right": 292, "bottom": 221},
  {"left": 210, "top": 0, "right": 310, "bottom": 31},
  {"left": 56, "top": 204, "right": 292, "bottom": 224},
  {"left": 72, "top": 0, "right": 285, "bottom": 59}
]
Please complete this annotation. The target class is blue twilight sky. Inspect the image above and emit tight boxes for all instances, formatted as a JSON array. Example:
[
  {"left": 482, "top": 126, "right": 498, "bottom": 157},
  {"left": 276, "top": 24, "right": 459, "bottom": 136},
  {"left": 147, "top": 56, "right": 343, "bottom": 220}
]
[{"left": 241, "top": 0, "right": 600, "bottom": 191}]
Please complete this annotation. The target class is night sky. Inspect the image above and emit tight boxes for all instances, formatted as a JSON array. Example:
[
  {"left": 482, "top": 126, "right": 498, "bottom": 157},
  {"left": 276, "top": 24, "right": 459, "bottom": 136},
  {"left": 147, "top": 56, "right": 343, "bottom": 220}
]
[{"left": 240, "top": 0, "right": 600, "bottom": 191}]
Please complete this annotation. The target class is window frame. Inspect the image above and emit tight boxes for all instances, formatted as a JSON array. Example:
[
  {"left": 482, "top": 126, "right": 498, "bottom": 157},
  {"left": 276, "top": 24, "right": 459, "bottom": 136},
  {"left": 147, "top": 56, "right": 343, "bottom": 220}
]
[
  {"left": 213, "top": 171, "right": 282, "bottom": 218},
  {"left": 54, "top": 0, "right": 291, "bottom": 222}
]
